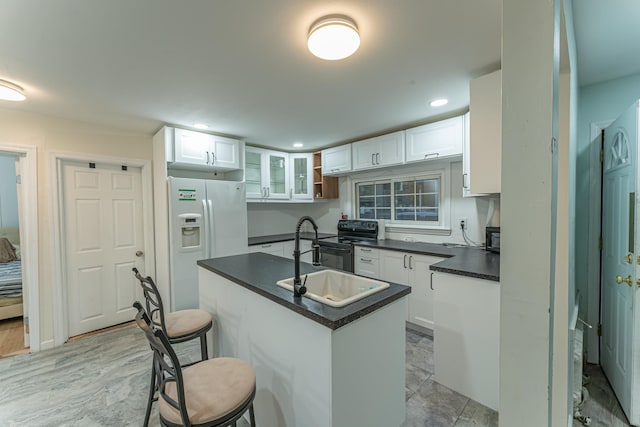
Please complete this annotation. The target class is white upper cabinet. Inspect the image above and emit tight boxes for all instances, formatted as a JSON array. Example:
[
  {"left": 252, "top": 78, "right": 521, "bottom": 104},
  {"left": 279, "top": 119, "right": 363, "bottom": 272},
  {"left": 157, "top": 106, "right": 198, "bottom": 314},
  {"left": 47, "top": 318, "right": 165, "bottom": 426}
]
[
  {"left": 289, "top": 153, "right": 313, "bottom": 200},
  {"left": 405, "top": 116, "right": 464, "bottom": 163},
  {"left": 245, "top": 147, "right": 290, "bottom": 200},
  {"left": 352, "top": 131, "right": 405, "bottom": 171},
  {"left": 322, "top": 145, "right": 352, "bottom": 175},
  {"left": 467, "top": 70, "right": 502, "bottom": 194},
  {"left": 173, "top": 128, "right": 240, "bottom": 170}
]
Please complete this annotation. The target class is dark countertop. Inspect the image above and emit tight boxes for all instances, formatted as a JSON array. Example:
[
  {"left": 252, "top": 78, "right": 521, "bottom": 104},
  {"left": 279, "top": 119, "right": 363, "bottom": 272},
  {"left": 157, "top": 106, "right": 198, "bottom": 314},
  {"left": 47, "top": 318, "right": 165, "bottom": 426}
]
[
  {"left": 248, "top": 232, "right": 337, "bottom": 246},
  {"left": 197, "top": 252, "right": 411, "bottom": 330},
  {"left": 353, "top": 240, "right": 500, "bottom": 282}
]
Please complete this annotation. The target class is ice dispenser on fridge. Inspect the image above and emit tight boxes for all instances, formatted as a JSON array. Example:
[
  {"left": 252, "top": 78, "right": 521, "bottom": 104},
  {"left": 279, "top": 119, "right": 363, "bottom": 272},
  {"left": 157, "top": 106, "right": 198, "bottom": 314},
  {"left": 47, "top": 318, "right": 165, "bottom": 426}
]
[{"left": 177, "top": 213, "right": 202, "bottom": 249}]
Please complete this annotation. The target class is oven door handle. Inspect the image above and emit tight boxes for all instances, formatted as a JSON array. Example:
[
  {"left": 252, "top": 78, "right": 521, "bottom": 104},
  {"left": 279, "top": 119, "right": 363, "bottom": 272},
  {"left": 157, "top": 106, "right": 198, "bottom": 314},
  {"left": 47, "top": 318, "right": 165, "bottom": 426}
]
[{"left": 319, "top": 246, "right": 353, "bottom": 253}]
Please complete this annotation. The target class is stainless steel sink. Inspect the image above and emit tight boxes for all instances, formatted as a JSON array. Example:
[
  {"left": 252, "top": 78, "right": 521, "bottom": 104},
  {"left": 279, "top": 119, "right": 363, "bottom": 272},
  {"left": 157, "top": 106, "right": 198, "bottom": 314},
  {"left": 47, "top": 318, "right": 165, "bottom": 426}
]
[{"left": 277, "top": 269, "right": 390, "bottom": 307}]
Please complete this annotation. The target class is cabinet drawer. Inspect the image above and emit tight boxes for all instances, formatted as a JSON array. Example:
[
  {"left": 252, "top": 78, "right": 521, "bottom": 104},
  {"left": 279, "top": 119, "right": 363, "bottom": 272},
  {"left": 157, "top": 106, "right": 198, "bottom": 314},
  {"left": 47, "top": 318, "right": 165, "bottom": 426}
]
[
  {"left": 355, "top": 246, "right": 379, "bottom": 259},
  {"left": 248, "top": 242, "right": 285, "bottom": 257},
  {"left": 355, "top": 256, "right": 380, "bottom": 278}
]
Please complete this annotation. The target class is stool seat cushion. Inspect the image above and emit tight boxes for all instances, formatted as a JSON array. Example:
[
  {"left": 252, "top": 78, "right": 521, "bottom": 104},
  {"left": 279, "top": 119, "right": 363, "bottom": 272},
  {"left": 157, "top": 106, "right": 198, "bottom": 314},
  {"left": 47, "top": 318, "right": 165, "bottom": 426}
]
[
  {"left": 164, "top": 309, "right": 213, "bottom": 338},
  {"left": 159, "top": 357, "right": 256, "bottom": 425}
]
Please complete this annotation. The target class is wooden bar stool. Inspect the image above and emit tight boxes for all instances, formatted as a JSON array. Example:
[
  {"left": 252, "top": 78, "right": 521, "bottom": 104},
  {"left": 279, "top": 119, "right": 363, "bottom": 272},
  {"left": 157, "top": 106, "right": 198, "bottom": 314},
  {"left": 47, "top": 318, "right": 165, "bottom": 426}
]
[
  {"left": 134, "top": 304, "right": 256, "bottom": 427},
  {"left": 132, "top": 268, "right": 214, "bottom": 426}
]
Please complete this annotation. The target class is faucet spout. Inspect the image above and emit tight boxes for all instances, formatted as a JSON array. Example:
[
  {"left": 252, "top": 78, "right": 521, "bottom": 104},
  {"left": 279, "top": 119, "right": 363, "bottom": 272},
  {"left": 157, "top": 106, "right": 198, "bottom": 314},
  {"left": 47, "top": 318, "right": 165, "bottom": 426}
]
[{"left": 293, "top": 216, "right": 320, "bottom": 298}]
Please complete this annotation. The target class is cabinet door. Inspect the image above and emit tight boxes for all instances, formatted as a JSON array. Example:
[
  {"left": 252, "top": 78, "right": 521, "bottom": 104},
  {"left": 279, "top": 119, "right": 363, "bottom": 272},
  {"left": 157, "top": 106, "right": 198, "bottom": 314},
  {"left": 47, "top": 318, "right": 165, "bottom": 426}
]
[
  {"left": 322, "top": 145, "right": 352, "bottom": 175},
  {"left": 379, "top": 250, "right": 409, "bottom": 283},
  {"left": 352, "top": 132, "right": 405, "bottom": 171},
  {"left": 405, "top": 116, "right": 464, "bottom": 162},
  {"left": 352, "top": 138, "right": 380, "bottom": 170},
  {"left": 407, "top": 254, "right": 445, "bottom": 330},
  {"left": 174, "top": 128, "right": 212, "bottom": 165},
  {"left": 290, "top": 153, "right": 313, "bottom": 199},
  {"left": 245, "top": 148, "right": 265, "bottom": 199},
  {"left": 469, "top": 70, "right": 502, "bottom": 194},
  {"left": 212, "top": 136, "right": 240, "bottom": 170},
  {"left": 266, "top": 151, "right": 289, "bottom": 199}
]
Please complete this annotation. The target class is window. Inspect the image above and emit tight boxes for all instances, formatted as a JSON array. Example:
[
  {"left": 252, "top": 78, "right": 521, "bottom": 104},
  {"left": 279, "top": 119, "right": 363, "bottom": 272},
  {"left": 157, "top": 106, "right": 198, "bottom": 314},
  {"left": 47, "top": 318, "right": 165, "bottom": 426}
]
[{"left": 355, "top": 172, "right": 444, "bottom": 226}]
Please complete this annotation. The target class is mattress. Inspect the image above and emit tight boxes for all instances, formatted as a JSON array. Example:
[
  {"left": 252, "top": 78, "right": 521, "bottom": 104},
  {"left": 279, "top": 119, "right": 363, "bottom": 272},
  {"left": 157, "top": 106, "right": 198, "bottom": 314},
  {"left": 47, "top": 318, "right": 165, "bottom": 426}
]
[{"left": 0, "top": 260, "right": 22, "bottom": 297}]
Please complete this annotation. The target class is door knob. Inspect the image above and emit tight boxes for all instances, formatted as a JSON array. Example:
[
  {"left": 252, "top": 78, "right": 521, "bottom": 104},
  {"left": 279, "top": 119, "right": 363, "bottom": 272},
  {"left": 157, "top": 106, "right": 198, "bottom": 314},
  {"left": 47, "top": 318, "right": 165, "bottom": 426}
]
[
  {"left": 135, "top": 250, "right": 144, "bottom": 257},
  {"left": 624, "top": 253, "right": 633, "bottom": 264},
  {"left": 615, "top": 275, "right": 633, "bottom": 287}
]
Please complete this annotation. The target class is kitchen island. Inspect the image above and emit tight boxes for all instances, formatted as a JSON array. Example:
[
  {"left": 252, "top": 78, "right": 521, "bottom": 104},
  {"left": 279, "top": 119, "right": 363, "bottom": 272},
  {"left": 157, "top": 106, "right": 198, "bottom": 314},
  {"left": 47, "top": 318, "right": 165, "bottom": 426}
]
[{"left": 198, "top": 252, "right": 410, "bottom": 427}]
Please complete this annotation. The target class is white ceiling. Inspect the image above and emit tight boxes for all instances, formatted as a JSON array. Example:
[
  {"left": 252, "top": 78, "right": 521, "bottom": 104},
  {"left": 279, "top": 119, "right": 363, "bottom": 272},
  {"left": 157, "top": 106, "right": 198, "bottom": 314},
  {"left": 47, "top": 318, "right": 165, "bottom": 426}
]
[{"left": 0, "top": 1, "right": 637, "bottom": 151}]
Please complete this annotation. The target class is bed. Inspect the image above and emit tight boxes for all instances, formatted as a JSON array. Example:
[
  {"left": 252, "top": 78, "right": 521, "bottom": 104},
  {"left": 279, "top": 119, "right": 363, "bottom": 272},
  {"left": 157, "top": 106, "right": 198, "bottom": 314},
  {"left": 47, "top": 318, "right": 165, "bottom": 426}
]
[{"left": 0, "top": 228, "right": 22, "bottom": 321}]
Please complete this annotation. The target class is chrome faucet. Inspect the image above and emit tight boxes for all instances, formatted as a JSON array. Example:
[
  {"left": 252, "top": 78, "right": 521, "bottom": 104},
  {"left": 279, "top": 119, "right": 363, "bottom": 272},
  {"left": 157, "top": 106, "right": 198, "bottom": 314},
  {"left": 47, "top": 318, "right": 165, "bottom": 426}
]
[{"left": 293, "top": 216, "right": 321, "bottom": 297}]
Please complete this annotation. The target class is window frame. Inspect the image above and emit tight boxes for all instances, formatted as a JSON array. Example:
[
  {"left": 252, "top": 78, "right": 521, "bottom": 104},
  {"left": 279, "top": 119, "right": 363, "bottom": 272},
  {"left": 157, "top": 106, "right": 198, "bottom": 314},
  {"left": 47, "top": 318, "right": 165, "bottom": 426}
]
[{"left": 353, "top": 167, "right": 451, "bottom": 231}]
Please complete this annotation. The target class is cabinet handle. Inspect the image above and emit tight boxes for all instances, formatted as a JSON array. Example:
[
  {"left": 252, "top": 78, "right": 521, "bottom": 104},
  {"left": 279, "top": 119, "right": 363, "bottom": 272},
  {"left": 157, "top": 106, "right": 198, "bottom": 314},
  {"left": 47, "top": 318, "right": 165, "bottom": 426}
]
[
  {"left": 376, "top": 153, "right": 380, "bottom": 165},
  {"left": 206, "top": 151, "right": 210, "bottom": 165},
  {"left": 290, "top": 188, "right": 293, "bottom": 198},
  {"left": 262, "top": 244, "right": 272, "bottom": 248},
  {"left": 424, "top": 152, "right": 439, "bottom": 159},
  {"left": 430, "top": 272, "right": 434, "bottom": 290},
  {"left": 360, "top": 248, "right": 371, "bottom": 252},
  {"left": 403, "top": 254, "right": 407, "bottom": 268},
  {"left": 371, "top": 153, "right": 375, "bottom": 165},
  {"left": 409, "top": 255, "right": 413, "bottom": 269},
  {"left": 266, "top": 187, "right": 270, "bottom": 197},
  {"left": 462, "top": 173, "right": 469, "bottom": 189},
  {"left": 360, "top": 258, "right": 372, "bottom": 263},
  {"left": 211, "top": 152, "right": 215, "bottom": 165}
]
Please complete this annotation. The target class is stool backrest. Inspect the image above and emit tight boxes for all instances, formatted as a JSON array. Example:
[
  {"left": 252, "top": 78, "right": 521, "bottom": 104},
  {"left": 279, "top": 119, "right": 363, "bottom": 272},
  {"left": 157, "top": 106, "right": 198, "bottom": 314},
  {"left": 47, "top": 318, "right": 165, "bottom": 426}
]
[
  {"left": 134, "top": 302, "right": 192, "bottom": 426},
  {"left": 132, "top": 267, "right": 169, "bottom": 336}
]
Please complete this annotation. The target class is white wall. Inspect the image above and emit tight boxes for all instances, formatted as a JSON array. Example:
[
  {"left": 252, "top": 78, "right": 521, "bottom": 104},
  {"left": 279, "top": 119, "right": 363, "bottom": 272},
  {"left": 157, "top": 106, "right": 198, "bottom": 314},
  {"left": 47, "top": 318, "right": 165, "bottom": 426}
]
[
  {"left": 0, "top": 155, "right": 19, "bottom": 228},
  {"left": 247, "top": 160, "right": 499, "bottom": 245},
  {"left": 0, "top": 107, "right": 153, "bottom": 346}
]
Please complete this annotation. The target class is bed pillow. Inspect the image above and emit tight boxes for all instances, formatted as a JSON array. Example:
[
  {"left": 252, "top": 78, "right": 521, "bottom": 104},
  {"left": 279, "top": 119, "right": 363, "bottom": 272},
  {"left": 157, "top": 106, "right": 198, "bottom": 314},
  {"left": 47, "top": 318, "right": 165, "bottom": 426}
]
[
  {"left": 13, "top": 244, "right": 20, "bottom": 260},
  {"left": 0, "top": 238, "right": 17, "bottom": 262}
]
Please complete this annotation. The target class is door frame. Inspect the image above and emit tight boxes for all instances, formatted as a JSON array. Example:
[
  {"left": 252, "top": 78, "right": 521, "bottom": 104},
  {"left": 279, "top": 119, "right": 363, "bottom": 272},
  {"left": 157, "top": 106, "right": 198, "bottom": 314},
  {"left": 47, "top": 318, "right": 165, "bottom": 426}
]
[
  {"left": 49, "top": 152, "right": 155, "bottom": 346},
  {"left": 0, "top": 144, "right": 39, "bottom": 352},
  {"left": 586, "top": 120, "right": 614, "bottom": 363}
]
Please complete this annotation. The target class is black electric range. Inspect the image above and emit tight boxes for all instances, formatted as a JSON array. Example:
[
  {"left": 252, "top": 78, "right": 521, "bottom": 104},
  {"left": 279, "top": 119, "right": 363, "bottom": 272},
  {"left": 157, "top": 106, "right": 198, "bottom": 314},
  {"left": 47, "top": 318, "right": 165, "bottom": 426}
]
[{"left": 317, "top": 220, "right": 379, "bottom": 272}]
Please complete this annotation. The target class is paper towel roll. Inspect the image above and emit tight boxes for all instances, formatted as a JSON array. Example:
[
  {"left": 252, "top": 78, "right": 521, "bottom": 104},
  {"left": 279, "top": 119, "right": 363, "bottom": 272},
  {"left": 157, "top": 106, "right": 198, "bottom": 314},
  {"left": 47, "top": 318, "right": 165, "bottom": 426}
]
[{"left": 377, "top": 219, "right": 386, "bottom": 240}]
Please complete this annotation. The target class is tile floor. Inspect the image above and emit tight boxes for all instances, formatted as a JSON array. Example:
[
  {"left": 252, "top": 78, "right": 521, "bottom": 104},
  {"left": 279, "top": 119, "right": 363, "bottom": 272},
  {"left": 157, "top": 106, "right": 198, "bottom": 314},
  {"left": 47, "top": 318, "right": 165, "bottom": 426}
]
[{"left": 0, "top": 324, "right": 627, "bottom": 426}]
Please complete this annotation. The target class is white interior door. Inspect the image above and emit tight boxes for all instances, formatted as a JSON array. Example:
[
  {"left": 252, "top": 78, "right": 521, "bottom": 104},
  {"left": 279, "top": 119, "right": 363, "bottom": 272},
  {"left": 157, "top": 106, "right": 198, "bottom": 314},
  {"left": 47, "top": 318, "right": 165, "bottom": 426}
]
[
  {"left": 601, "top": 101, "right": 640, "bottom": 425},
  {"left": 62, "top": 161, "right": 145, "bottom": 337}
]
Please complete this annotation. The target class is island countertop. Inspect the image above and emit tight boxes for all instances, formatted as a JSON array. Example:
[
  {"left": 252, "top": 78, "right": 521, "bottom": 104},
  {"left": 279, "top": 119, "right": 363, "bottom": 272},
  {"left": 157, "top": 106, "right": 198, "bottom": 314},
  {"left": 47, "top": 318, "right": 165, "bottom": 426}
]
[
  {"left": 248, "top": 232, "right": 336, "bottom": 246},
  {"left": 197, "top": 252, "right": 411, "bottom": 330}
]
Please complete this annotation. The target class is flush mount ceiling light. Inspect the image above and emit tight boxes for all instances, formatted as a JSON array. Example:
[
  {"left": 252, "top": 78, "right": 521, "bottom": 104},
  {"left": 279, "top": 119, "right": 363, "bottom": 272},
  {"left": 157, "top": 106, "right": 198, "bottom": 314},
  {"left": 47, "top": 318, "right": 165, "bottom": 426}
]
[
  {"left": 430, "top": 98, "right": 449, "bottom": 107},
  {"left": 0, "top": 79, "right": 26, "bottom": 101},
  {"left": 293, "top": 142, "right": 304, "bottom": 148},
  {"left": 307, "top": 15, "right": 360, "bottom": 60}
]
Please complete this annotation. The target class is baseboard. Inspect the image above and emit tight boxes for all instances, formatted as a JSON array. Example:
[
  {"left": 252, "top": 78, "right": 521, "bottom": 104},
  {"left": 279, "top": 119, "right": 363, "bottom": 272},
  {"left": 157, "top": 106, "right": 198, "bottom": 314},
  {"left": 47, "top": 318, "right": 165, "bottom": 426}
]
[
  {"left": 39, "top": 339, "right": 55, "bottom": 351},
  {"left": 406, "top": 321, "right": 433, "bottom": 337}
]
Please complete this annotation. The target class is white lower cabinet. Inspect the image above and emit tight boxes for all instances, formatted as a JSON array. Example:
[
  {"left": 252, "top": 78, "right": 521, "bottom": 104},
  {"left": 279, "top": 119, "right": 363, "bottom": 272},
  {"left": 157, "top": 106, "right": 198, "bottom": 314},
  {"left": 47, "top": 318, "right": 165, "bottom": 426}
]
[
  {"left": 354, "top": 246, "right": 380, "bottom": 278},
  {"left": 432, "top": 271, "right": 500, "bottom": 411},
  {"left": 379, "top": 250, "right": 444, "bottom": 330},
  {"left": 248, "top": 242, "right": 285, "bottom": 257}
]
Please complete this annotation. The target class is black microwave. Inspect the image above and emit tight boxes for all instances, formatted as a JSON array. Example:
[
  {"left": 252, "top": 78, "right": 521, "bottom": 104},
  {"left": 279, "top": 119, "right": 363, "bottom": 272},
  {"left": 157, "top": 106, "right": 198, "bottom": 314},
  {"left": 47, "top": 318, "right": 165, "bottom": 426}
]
[{"left": 485, "top": 227, "right": 500, "bottom": 253}]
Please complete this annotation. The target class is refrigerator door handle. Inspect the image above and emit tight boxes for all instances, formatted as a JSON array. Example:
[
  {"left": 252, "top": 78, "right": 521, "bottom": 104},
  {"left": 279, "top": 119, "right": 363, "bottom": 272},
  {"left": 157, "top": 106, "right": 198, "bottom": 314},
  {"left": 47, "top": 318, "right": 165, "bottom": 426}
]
[
  {"left": 202, "top": 199, "right": 211, "bottom": 258},
  {"left": 207, "top": 199, "right": 214, "bottom": 258}
]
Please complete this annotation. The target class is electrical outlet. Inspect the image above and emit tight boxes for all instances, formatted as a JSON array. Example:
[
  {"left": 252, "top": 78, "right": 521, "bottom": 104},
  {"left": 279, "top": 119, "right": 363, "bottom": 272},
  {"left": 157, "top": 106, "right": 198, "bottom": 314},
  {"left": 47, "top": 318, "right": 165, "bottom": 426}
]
[{"left": 459, "top": 218, "right": 467, "bottom": 230}]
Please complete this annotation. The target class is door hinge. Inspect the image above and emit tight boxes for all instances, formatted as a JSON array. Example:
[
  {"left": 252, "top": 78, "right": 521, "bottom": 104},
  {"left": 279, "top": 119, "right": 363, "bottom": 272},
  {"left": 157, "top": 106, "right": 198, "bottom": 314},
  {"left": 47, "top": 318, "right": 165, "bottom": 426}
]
[
  {"left": 597, "top": 323, "right": 602, "bottom": 337},
  {"left": 598, "top": 237, "right": 603, "bottom": 251},
  {"left": 600, "top": 148, "right": 604, "bottom": 163}
]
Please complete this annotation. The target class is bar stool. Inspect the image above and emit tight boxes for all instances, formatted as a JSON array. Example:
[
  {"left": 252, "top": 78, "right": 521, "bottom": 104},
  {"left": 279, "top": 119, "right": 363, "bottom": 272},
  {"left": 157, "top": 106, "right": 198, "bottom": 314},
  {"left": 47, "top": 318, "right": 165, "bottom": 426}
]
[
  {"left": 134, "top": 304, "right": 256, "bottom": 427},
  {"left": 132, "top": 268, "right": 213, "bottom": 426}
]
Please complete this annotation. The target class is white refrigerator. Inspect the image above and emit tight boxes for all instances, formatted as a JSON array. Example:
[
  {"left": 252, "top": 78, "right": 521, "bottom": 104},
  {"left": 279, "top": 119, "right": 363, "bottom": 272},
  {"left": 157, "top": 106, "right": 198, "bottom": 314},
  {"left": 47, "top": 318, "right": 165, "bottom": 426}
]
[{"left": 168, "top": 177, "right": 248, "bottom": 311}]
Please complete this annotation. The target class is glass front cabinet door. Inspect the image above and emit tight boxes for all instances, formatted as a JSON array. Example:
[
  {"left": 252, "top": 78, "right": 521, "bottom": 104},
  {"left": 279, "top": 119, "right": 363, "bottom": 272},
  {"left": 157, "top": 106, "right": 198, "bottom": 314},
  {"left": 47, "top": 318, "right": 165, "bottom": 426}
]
[{"left": 290, "top": 153, "right": 313, "bottom": 200}]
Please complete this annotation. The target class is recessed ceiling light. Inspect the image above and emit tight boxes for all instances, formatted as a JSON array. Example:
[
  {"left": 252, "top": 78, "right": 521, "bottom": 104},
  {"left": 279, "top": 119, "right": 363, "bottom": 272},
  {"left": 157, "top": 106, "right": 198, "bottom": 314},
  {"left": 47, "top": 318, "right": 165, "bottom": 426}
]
[
  {"left": 307, "top": 15, "right": 360, "bottom": 61},
  {"left": 0, "top": 79, "right": 26, "bottom": 101},
  {"left": 430, "top": 98, "right": 449, "bottom": 107},
  {"left": 193, "top": 123, "right": 209, "bottom": 130},
  {"left": 293, "top": 143, "right": 304, "bottom": 148}
]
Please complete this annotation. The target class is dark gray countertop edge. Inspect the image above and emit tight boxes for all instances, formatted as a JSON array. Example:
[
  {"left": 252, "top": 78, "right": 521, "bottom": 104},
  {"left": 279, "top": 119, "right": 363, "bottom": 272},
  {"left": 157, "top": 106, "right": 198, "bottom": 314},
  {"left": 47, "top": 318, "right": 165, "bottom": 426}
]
[
  {"left": 353, "top": 240, "right": 500, "bottom": 282},
  {"left": 248, "top": 232, "right": 337, "bottom": 246},
  {"left": 197, "top": 253, "right": 411, "bottom": 330}
]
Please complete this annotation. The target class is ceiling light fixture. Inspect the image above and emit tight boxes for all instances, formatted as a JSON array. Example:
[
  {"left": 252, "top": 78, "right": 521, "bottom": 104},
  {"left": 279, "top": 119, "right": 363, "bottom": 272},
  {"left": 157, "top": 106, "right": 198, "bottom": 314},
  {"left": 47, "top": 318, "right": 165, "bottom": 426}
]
[
  {"left": 430, "top": 98, "right": 449, "bottom": 107},
  {"left": 193, "top": 123, "right": 209, "bottom": 130},
  {"left": 293, "top": 142, "right": 304, "bottom": 148},
  {"left": 0, "top": 79, "right": 26, "bottom": 101},
  {"left": 307, "top": 15, "right": 360, "bottom": 61}
]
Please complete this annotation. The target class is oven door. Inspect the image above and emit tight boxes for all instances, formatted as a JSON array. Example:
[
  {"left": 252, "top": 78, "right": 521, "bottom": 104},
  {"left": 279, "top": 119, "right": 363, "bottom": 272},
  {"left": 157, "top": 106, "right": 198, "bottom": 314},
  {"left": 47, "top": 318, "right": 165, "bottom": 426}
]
[{"left": 318, "top": 245, "right": 353, "bottom": 273}]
